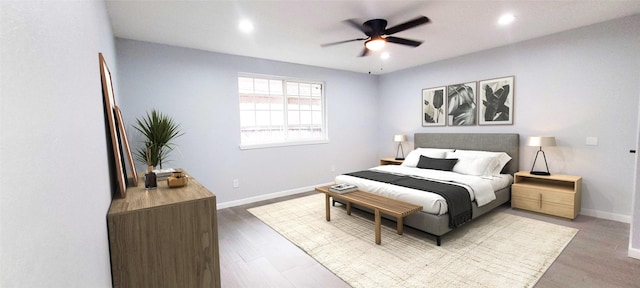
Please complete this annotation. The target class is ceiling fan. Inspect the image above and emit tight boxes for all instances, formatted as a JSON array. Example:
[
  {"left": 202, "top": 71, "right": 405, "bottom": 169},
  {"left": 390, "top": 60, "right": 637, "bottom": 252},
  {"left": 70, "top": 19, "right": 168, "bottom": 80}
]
[{"left": 321, "top": 16, "right": 430, "bottom": 57}]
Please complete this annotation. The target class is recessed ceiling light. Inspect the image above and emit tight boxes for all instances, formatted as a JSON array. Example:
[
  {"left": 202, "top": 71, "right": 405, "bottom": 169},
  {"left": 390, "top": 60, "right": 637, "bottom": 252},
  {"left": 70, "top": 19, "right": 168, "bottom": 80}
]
[
  {"left": 380, "top": 52, "right": 390, "bottom": 60},
  {"left": 239, "top": 19, "right": 254, "bottom": 33},
  {"left": 498, "top": 13, "right": 515, "bottom": 26}
]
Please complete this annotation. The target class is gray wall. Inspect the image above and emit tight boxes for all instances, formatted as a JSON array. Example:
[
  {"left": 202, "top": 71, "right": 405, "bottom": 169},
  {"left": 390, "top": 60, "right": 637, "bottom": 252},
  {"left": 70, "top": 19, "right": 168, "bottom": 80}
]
[
  {"left": 115, "top": 16, "right": 640, "bottom": 254},
  {"left": 115, "top": 15, "right": 640, "bottom": 220},
  {"left": 0, "top": 1, "right": 116, "bottom": 287},
  {"left": 378, "top": 15, "right": 640, "bottom": 222},
  {"left": 115, "top": 39, "right": 379, "bottom": 205}
]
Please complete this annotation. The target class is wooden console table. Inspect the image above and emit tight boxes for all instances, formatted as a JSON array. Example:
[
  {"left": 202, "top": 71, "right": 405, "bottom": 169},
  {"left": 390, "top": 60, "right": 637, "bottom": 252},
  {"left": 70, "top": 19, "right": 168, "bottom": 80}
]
[
  {"left": 107, "top": 172, "right": 220, "bottom": 288},
  {"left": 315, "top": 185, "right": 422, "bottom": 245}
]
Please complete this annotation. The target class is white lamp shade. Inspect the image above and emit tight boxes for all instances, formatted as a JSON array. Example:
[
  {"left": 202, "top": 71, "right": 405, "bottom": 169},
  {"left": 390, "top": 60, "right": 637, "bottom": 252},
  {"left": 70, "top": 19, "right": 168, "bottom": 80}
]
[
  {"left": 393, "top": 134, "right": 408, "bottom": 142},
  {"left": 365, "top": 37, "right": 386, "bottom": 51},
  {"left": 528, "top": 136, "right": 556, "bottom": 147}
]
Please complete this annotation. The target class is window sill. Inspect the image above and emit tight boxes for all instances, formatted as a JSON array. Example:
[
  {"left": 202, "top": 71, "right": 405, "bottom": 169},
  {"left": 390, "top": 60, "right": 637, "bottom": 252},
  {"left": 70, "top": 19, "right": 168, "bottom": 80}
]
[{"left": 239, "top": 139, "right": 329, "bottom": 150}]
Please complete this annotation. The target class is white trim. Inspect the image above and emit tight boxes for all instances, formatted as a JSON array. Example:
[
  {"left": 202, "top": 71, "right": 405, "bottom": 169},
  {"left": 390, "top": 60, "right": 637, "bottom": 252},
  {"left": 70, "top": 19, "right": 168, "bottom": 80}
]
[
  {"left": 580, "top": 208, "right": 631, "bottom": 223},
  {"left": 217, "top": 182, "right": 333, "bottom": 209},
  {"left": 239, "top": 139, "right": 329, "bottom": 150},
  {"left": 628, "top": 247, "right": 640, "bottom": 260},
  {"left": 630, "top": 93, "right": 640, "bottom": 262},
  {"left": 217, "top": 184, "right": 634, "bottom": 224}
]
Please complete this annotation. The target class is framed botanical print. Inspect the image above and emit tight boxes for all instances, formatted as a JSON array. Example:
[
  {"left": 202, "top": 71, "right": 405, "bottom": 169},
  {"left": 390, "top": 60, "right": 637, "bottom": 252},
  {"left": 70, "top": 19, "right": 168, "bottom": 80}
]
[
  {"left": 446, "top": 81, "right": 477, "bottom": 126},
  {"left": 479, "top": 76, "right": 514, "bottom": 125},
  {"left": 422, "top": 86, "right": 446, "bottom": 126}
]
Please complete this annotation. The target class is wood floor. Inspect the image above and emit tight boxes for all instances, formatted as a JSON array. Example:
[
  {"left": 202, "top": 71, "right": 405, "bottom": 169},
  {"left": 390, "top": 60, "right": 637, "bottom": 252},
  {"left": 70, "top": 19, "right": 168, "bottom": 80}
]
[{"left": 217, "top": 191, "right": 640, "bottom": 287}]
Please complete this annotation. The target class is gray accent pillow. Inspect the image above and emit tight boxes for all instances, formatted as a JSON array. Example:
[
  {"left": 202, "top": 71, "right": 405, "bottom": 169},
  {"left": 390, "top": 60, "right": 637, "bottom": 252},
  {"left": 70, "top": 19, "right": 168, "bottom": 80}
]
[{"left": 417, "top": 155, "right": 458, "bottom": 171}]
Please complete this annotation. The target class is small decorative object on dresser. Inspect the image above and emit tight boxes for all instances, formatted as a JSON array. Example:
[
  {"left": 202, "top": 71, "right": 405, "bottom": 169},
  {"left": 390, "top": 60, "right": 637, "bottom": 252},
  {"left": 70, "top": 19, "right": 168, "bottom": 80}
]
[
  {"left": 144, "top": 165, "right": 157, "bottom": 189},
  {"left": 511, "top": 171, "right": 582, "bottom": 219},
  {"left": 167, "top": 170, "right": 188, "bottom": 188}
]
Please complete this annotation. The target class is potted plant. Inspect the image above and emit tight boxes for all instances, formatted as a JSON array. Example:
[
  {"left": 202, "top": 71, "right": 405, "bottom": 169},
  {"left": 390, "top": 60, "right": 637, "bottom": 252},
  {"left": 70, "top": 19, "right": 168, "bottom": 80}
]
[{"left": 133, "top": 109, "right": 184, "bottom": 169}]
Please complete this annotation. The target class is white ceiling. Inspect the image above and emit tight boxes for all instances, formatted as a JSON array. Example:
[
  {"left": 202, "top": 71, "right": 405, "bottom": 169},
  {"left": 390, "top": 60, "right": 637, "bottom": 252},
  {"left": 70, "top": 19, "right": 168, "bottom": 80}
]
[{"left": 105, "top": 1, "right": 640, "bottom": 75}]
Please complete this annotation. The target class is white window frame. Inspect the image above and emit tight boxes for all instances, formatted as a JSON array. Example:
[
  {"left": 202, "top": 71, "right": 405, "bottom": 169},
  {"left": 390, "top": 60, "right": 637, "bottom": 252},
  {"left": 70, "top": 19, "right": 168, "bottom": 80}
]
[{"left": 238, "top": 73, "right": 328, "bottom": 150}]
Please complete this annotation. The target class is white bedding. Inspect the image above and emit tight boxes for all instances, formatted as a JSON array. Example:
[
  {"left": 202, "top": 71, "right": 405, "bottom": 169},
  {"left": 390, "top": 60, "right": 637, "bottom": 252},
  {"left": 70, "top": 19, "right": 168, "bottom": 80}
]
[{"left": 334, "top": 165, "right": 513, "bottom": 215}]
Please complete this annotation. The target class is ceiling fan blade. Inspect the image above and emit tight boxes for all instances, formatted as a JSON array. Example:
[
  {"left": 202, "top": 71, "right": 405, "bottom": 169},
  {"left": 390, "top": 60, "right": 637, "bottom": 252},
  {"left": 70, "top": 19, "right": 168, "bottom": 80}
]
[
  {"left": 321, "top": 38, "right": 368, "bottom": 47},
  {"left": 386, "top": 36, "right": 423, "bottom": 47},
  {"left": 359, "top": 47, "right": 370, "bottom": 57},
  {"left": 344, "top": 19, "right": 371, "bottom": 35},
  {"left": 384, "top": 16, "right": 430, "bottom": 35}
]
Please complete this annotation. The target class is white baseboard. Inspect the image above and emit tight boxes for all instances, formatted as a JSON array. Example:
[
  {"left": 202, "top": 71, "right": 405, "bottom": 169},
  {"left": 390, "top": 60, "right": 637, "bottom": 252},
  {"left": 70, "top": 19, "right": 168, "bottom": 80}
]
[
  {"left": 580, "top": 208, "right": 631, "bottom": 223},
  {"left": 217, "top": 182, "right": 333, "bottom": 209},
  {"left": 628, "top": 247, "right": 640, "bottom": 259},
  {"left": 217, "top": 185, "right": 633, "bottom": 224}
]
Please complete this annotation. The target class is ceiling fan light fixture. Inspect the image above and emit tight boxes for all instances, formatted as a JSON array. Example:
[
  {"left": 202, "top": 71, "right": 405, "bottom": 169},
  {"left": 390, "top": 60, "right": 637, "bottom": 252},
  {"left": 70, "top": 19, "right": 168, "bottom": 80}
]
[{"left": 365, "top": 37, "right": 386, "bottom": 51}]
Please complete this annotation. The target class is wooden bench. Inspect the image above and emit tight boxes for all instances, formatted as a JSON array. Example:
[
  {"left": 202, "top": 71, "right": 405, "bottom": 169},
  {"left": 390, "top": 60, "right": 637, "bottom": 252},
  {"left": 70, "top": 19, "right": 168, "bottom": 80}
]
[{"left": 315, "top": 185, "right": 423, "bottom": 245}]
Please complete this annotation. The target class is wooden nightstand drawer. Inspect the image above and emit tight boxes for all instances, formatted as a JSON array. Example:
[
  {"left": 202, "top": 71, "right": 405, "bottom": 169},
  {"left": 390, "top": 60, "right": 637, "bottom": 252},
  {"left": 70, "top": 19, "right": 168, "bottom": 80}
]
[
  {"left": 512, "top": 185, "right": 575, "bottom": 204},
  {"left": 511, "top": 171, "right": 582, "bottom": 219},
  {"left": 512, "top": 185, "right": 576, "bottom": 219}
]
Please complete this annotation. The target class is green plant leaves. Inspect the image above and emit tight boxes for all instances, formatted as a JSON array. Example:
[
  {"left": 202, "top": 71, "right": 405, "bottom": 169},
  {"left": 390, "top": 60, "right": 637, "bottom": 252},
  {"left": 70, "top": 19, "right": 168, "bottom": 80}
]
[{"left": 133, "top": 109, "right": 184, "bottom": 168}]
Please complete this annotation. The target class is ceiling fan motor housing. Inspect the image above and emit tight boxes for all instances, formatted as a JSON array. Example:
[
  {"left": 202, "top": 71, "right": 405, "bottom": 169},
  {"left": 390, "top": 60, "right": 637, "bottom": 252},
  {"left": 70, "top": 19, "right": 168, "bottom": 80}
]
[{"left": 363, "top": 19, "right": 388, "bottom": 36}]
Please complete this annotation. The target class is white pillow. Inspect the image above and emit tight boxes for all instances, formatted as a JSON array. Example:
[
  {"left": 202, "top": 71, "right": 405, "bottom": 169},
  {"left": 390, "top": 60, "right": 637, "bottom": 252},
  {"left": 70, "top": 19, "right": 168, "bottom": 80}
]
[
  {"left": 446, "top": 152, "right": 499, "bottom": 176},
  {"left": 401, "top": 148, "right": 454, "bottom": 167},
  {"left": 448, "top": 150, "right": 512, "bottom": 175}
]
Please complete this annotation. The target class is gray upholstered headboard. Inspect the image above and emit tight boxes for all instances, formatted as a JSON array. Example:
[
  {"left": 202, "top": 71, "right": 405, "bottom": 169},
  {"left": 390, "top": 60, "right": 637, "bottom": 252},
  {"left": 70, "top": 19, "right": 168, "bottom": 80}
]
[{"left": 414, "top": 133, "right": 519, "bottom": 175}]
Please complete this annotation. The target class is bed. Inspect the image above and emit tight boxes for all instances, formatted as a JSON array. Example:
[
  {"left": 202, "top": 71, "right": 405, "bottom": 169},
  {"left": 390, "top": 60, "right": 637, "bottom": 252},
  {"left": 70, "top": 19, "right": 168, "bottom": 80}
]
[{"left": 333, "top": 133, "right": 519, "bottom": 246}]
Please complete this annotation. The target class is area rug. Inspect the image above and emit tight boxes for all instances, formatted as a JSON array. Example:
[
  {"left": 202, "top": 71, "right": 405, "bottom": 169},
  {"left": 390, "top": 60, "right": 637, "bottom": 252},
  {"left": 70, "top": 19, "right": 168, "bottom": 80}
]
[{"left": 248, "top": 193, "right": 578, "bottom": 288}]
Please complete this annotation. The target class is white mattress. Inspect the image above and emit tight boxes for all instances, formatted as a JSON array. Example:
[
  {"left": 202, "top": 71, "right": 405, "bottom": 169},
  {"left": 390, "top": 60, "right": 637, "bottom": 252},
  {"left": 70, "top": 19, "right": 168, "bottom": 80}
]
[{"left": 334, "top": 165, "right": 513, "bottom": 215}]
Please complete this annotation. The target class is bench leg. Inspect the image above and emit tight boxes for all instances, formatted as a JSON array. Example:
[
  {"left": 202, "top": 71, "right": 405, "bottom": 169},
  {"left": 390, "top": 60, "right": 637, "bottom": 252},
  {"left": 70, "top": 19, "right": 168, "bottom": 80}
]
[
  {"left": 325, "top": 193, "right": 330, "bottom": 221},
  {"left": 396, "top": 217, "right": 403, "bottom": 235},
  {"left": 375, "top": 209, "right": 381, "bottom": 245}
]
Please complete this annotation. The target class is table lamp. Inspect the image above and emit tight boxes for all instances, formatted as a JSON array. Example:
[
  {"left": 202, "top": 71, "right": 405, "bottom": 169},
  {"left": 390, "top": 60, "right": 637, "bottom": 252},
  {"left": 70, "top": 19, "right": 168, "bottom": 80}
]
[
  {"left": 394, "top": 134, "right": 408, "bottom": 160},
  {"left": 528, "top": 136, "right": 556, "bottom": 176}
]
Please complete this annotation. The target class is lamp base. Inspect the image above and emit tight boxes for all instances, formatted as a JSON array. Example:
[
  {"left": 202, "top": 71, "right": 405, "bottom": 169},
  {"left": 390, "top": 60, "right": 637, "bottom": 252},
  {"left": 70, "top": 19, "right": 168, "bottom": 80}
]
[
  {"left": 530, "top": 171, "right": 551, "bottom": 176},
  {"left": 395, "top": 157, "right": 405, "bottom": 160}
]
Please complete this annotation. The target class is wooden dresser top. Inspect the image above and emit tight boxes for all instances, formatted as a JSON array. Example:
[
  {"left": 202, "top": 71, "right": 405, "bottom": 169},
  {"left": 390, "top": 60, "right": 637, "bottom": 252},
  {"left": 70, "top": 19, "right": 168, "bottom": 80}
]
[{"left": 108, "top": 172, "right": 214, "bottom": 215}]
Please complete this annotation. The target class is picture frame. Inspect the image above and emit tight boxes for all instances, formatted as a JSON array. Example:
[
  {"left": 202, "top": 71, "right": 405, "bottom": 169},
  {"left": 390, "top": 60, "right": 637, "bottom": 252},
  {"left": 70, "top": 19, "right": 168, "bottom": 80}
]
[
  {"left": 478, "top": 76, "right": 514, "bottom": 125},
  {"left": 114, "top": 106, "right": 138, "bottom": 187},
  {"left": 99, "top": 53, "right": 127, "bottom": 198},
  {"left": 446, "top": 81, "right": 477, "bottom": 126},
  {"left": 422, "top": 86, "right": 446, "bottom": 127}
]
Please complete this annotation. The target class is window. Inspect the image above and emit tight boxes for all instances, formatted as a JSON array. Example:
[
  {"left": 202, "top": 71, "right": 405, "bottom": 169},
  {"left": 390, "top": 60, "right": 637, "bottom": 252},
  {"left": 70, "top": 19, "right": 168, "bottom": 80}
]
[{"left": 238, "top": 75, "right": 327, "bottom": 149}]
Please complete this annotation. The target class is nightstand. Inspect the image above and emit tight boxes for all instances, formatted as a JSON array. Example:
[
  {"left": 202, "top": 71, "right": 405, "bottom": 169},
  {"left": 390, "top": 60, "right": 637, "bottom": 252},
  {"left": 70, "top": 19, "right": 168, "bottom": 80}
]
[
  {"left": 380, "top": 157, "right": 404, "bottom": 165},
  {"left": 511, "top": 171, "right": 582, "bottom": 219}
]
